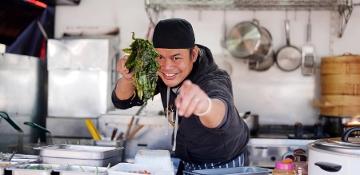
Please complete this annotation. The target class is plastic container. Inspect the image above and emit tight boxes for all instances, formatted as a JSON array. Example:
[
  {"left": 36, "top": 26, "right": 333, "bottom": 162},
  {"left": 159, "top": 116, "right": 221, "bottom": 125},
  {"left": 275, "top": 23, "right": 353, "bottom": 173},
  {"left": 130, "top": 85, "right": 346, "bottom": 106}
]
[
  {"left": 134, "top": 149, "right": 173, "bottom": 172},
  {"left": 272, "top": 159, "right": 295, "bottom": 175},
  {"left": 108, "top": 149, "right": 175, "bottom": 175},
  {"left": 107, "top": 163, "right": 154, "bottom": 175}
]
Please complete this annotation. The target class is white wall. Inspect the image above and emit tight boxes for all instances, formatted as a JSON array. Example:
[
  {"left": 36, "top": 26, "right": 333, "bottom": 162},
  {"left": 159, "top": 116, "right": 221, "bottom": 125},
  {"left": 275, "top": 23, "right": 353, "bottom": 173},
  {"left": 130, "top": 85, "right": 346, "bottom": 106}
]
[
  {"left": 55, "top": 0, "right": 360, "bottom": 55},
  {"left": 55, "top": 0, "right": 360, "bottom": 125}
]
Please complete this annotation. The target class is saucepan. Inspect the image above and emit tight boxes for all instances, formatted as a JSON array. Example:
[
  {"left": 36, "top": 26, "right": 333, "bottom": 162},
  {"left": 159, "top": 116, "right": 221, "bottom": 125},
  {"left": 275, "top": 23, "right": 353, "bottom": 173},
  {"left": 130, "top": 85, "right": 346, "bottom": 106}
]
[
  {"left": 240, "top": 111, "right": 259, "bottom": 136},
  {"left": 276, "top": 19, "right": 302, "bottom": 71}
]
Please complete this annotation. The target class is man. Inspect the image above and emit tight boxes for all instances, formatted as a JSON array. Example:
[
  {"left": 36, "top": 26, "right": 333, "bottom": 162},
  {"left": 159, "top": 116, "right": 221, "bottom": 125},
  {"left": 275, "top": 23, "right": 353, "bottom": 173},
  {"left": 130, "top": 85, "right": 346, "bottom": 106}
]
[{"left": 112, "top": 18, "right": 249, "bottom": 173}]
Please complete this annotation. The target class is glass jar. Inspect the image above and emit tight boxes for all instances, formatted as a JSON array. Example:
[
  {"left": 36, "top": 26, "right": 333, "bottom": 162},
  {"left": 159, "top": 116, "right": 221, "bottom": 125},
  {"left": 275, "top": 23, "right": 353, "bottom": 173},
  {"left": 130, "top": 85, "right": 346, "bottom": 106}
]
[{"left": 273, "top": 159, "right": 295, "bottom": 175}]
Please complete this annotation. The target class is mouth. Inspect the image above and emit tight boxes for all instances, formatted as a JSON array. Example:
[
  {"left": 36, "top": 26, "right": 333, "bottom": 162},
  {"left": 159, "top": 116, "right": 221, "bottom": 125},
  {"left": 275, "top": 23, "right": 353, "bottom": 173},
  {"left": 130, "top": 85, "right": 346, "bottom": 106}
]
[{"left": 161, "top": 72, "right": 177, "bottom": 80}]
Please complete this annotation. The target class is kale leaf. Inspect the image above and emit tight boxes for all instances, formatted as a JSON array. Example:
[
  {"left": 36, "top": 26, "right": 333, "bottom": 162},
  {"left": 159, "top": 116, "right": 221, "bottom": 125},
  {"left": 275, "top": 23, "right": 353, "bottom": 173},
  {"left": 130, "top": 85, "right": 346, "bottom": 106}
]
[{"left": 123, "top": 32, "right": 160, "bottom": 103}]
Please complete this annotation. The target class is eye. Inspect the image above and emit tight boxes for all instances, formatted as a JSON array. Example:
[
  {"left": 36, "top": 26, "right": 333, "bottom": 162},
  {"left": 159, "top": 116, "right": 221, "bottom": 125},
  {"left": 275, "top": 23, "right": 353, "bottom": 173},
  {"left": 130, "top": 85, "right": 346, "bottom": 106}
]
[{"left": 173, "top": 56, "right": 182, "bottom": 61}]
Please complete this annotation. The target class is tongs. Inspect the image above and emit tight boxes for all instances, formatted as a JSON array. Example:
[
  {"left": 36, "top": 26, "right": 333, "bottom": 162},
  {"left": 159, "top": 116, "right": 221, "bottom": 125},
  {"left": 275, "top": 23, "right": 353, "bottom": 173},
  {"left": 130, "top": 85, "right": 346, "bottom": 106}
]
[
  {"left": 24, "top": 121, "right": 53, "bottom": 144},
  {"left": 23, "top": 122, "right": 51, "bottom": 134},
  {"left": 0, "top": 111, "right": 23, "bottom": 133}
]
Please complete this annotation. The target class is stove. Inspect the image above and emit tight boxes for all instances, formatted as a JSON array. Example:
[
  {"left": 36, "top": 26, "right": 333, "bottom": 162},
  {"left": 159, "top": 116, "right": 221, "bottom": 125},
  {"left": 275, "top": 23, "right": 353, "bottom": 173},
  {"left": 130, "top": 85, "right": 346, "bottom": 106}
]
[
  {"left": 247, "top": 116, "right": 360, "bottom": 168},
  {"left": 248, "top": 138, "right": 314, "bottom": 168},
  {"left": 255, "top": 123, "right": 325, "bottom": 139},
  {"left": 247, "top": 123, "right": 323, "bottom": 168}
]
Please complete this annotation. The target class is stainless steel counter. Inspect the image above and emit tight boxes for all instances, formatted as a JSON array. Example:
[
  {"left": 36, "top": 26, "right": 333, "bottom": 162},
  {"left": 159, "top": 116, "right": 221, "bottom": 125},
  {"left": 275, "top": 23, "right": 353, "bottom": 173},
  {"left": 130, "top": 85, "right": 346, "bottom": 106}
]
[{"left": 248, "top": 138, "right": 314, "bottom": 168}]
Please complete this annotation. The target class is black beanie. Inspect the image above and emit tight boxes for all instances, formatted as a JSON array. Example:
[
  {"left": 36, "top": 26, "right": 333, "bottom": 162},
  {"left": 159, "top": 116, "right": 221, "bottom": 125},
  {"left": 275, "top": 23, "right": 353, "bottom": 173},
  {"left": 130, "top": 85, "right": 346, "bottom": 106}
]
[{"left": 152, "top": 18, "right": 195, "bottom": 49}]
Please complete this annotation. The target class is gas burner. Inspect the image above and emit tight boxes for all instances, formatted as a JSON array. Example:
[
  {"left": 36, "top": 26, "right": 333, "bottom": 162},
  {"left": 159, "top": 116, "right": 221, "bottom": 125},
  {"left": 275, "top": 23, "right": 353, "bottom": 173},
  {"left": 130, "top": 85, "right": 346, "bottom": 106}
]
[{"left": 255, "top": 123, "right": 326, "bottom": 140}]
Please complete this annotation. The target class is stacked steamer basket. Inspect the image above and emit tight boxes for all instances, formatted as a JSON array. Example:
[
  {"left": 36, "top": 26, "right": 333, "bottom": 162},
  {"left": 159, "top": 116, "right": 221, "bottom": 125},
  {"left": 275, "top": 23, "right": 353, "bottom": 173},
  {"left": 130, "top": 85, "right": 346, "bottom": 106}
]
[{"left": 320, "top": 54, "right": 360, "bottom": 117}]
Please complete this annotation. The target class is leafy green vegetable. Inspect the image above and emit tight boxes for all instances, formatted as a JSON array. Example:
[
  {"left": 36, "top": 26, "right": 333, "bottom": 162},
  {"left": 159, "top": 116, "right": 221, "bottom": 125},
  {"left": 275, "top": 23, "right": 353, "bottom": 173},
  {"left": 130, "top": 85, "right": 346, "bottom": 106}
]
[
  {"left": 123, "top": 32, "right": 160, "bottom": 103},
  {"left": 23, "top": 164, "right": 53, "bottom": 170}
]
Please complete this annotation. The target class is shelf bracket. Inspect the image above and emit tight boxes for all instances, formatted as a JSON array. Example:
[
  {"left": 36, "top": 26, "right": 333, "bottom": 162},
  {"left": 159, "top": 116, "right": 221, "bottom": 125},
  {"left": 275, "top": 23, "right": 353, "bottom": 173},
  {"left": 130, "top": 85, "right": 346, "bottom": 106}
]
[{"left": 337, "top": 0, "right": 354, "bottom": 38}]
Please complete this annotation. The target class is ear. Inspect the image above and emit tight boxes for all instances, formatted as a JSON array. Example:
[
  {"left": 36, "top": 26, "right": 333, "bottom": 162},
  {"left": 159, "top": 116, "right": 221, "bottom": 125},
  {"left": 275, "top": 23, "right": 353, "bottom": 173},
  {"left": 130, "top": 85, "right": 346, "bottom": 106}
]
[{"left": 191, "top": 46, "right": 199, "bottom": 63}]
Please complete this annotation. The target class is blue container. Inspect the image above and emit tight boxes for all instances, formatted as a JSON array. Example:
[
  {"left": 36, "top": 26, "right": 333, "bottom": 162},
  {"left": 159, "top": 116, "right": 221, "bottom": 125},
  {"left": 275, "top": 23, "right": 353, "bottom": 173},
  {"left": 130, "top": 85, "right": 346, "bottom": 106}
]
[{"left": 183, "top": 166, "right": 270, "bottom": 175}]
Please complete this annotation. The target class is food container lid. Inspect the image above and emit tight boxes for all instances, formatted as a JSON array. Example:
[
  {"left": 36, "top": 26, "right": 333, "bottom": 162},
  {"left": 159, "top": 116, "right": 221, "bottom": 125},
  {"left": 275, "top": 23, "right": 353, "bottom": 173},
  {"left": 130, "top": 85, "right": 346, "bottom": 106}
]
[
  {"left": 275, "top": 159, "right": 295, "bottom": 170},
  {"left": 312, "top": 127, "right": 360, "bottom": 155}
]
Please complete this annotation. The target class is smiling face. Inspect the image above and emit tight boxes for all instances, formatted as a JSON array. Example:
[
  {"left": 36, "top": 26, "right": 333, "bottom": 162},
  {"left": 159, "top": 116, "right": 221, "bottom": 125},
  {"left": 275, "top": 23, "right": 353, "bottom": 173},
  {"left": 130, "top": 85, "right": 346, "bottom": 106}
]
[{"left": 156, "top": 47, "right": 199, "bottom": 87}]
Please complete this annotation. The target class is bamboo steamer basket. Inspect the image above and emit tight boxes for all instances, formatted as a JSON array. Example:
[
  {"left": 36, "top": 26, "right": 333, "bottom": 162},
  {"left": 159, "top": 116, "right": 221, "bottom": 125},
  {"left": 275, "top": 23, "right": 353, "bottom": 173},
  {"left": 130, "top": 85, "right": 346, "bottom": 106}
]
[
  {"left": 319, "top": 55, "right": 360, "bottom": 117},
  {"left": 318, "top": 95, "right": 360, "bottom": 117},
  {"left": 320, "top": 105, "right": 360, "bottom": 117},
  {"left": 321, "top": 74, "right": 360, "bottom": 95},
  {"left": 321, "top": 55, "right": 360, "bottom": 75}
]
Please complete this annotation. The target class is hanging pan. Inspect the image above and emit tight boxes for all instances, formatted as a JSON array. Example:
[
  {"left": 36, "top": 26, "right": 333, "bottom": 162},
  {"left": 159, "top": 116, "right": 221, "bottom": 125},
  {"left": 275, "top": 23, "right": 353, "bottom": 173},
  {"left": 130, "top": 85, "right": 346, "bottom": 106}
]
[
  {"left": 226, "top": 20, "right": 262, "bottom": 58},
  {"left": 276, "top": 19, "right": 302, "bottom": 71},
  {"left": 249, "top": 25, "right": 274, "bottom": 71}
]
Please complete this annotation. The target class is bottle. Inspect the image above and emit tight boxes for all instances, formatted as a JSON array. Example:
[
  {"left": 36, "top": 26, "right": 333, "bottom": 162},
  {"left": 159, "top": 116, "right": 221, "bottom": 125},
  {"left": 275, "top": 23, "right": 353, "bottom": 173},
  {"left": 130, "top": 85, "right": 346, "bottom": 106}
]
[
  {"left": 273, "top": 158, "right": 296, "bottom": 175},
  {"left": 294, "top": 155, "right": 308, "bottom": 175},
  {"left": 294, "top": 161, "right": 308, "bottom": 175}
]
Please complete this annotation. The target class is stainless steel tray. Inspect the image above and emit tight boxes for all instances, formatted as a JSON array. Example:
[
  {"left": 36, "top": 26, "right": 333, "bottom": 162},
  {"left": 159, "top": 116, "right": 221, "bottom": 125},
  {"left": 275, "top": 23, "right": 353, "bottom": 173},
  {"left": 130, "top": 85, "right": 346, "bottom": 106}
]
[
  {"left": 184, "top": 167, "right": 270, "bottom": 175},
  {"left": 37, "top": 144, "right": 123, "bottom": 159},
  {"left": 11, "top": 154, "right": 39, "bottom": 163},
  {"left": 41, "top": 155, "right": 121, "bottom": 167},
  {"left": 54, "top": 165, "right": 108, "bottom": 175}
]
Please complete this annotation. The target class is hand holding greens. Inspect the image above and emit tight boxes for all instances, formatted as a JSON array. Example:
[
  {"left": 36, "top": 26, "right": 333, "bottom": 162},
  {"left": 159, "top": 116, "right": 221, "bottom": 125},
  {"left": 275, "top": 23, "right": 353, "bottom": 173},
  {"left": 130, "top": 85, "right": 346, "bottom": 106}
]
[{"left": 123, "top": 32, "right": 160, "bottom": 103}]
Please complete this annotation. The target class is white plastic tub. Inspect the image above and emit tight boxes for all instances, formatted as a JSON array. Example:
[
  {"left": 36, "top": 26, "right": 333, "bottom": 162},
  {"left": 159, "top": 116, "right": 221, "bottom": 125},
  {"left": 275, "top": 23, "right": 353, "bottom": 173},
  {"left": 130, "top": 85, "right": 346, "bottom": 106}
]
[{"left": 108, "top": 163, "right": 154, "bottom": 175}]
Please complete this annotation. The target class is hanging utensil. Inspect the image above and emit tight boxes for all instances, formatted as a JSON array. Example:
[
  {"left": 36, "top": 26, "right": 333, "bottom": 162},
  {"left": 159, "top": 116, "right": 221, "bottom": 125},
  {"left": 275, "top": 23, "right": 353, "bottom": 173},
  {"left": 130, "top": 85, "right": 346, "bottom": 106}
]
[
  {"left": 24, "top": 121, "right": 53, "bottom": 144},
  {"left": 24, "top": 122, "right": 51, "bottom": 134},
  {"left": 221, "top": 10, "right": 227, "bottom": 49},
  {"left": 0, "top": 111, "right": 23, "bottom": 133},
  {"left": 301, "top": 10, "right": 316, "bottom": 76},
  {"left": 248, "top": 24, "right": 274, "bottom": 71},
  {"left": 226, "top": 20, "right": 262, "bottom": 58},
  {"left": 276, "top": 19, "right": 302, "bottom": 71}
]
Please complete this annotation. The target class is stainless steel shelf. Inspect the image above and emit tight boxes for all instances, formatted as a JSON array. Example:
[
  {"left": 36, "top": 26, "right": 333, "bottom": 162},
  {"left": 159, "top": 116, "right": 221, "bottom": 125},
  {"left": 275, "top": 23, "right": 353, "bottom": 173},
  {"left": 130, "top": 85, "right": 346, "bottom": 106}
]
[
  {"left": 145, "top": 0, "right": 356, "bottom": 37},
  {"left": 145, "top": 0, "right": 342, "bottom": 11}
]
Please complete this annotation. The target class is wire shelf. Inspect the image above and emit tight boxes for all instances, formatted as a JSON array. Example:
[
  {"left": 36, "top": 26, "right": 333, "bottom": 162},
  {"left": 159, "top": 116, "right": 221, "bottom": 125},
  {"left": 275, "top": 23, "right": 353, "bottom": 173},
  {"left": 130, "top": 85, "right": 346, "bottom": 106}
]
[
  {"left": 145, "top": 0, "right": 345, "bottom": 11},
  {"left": 145, "top": 0, "right": 355, "bottom": 37}
]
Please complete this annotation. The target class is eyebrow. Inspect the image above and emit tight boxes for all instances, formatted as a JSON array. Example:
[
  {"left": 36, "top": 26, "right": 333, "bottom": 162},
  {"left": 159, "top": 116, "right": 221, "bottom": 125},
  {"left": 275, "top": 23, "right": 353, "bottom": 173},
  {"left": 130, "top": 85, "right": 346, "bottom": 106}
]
[{"left": 160, "top": 53, "right": 182, "bottom": 58}]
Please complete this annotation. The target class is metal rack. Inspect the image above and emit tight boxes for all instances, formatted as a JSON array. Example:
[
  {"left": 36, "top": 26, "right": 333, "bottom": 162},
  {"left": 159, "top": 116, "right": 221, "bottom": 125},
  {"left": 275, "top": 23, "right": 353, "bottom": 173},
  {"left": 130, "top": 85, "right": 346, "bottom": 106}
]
[{"left": 144, "top": 0, "right": 356, "bottom": 37}]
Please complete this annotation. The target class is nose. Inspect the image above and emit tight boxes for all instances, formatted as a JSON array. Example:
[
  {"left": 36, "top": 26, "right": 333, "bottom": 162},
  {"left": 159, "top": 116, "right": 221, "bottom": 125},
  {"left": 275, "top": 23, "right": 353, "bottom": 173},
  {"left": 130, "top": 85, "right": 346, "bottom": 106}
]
[{"left": 160, "top": 58, "right": 174, "bottom": 70}]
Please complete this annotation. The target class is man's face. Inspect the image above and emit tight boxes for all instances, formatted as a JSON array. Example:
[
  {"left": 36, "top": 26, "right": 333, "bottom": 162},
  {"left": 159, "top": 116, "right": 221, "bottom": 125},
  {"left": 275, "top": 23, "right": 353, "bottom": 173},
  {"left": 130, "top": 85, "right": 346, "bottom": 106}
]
[{"left": 156, "top": 48, "right": 198, "bottom": 87}]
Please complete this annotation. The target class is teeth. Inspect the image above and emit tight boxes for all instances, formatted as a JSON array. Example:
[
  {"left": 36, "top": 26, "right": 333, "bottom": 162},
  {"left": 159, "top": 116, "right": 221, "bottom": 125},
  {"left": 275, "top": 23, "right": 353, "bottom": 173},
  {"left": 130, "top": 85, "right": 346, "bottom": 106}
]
[{"left": 165, "top": 73, "right": 175, "bottom": 77}]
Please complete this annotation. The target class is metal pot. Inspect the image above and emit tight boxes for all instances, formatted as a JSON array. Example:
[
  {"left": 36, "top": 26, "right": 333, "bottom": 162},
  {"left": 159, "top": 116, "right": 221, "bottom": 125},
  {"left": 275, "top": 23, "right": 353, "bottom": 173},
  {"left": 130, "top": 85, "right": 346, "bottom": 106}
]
[
  {"left": 226, "top": 20, "right": 262, "bottom": 58},
  {"left": 308, "top": 127, "right": 360, "bottom": 175},
  {"left": 241, "top": 111, "right": 259, "bottom": 136},
  {"left": 248, "top": 26, "right": 274, "bottom": 71}
]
